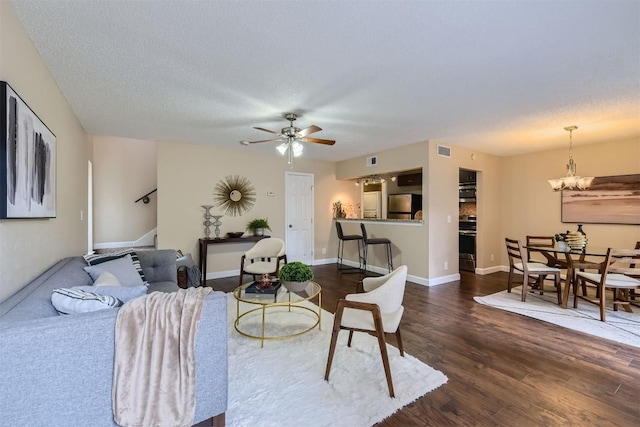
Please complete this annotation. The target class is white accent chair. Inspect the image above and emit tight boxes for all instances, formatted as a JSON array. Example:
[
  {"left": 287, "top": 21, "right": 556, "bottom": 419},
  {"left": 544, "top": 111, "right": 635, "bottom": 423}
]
[
  {"left": 324, "top": 265, "right": 408, "bottom": 398},
  {"left": 505, "top": 238, "right": 562, "bottom": 304},
  {"left": 574, "top": 247, "right": 640, "bottom": 321},
  {"left": 238, "top": 238, "right": 287, "bottom": 287}
]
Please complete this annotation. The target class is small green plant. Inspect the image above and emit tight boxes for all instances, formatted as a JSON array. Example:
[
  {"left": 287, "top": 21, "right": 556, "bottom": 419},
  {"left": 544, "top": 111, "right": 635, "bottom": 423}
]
[
  {"left": 278, "top": 262, "right": 314, "bottom": 282},
  {"left": 246, "top": 218, "right": 271, "bottom": 233}
]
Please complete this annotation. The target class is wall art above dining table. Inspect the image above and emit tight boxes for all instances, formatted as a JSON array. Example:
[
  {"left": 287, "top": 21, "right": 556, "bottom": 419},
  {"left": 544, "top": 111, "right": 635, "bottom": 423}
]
[{"left": 561, "top": 174, "right": 640, "bottom": 225}]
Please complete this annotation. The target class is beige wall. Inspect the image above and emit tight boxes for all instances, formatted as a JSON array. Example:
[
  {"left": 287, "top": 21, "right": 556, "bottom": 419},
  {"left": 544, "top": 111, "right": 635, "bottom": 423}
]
[
  {"left": 335, "top": 138, "right": 640, "bottom": 282},
  {"left": 336, "top": 141, "right": 431, "bottom": 279},
  {"left": 92, "top": 136, "right": 157, "bottom": 245},
  {"left": 0, "top": 2, "right": 90, "bottom": 302},
  {"left": 157, "top": 141, "right": 341, "bottom": 277},
  {"left": 498, "top": 138, "right": 640, "bottom": 265}
]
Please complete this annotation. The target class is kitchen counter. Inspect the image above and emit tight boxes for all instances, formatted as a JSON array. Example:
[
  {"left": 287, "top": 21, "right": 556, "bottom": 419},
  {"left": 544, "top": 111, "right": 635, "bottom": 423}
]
[{"left": 335, "top": 218, "right": 423, "bottom": 225}]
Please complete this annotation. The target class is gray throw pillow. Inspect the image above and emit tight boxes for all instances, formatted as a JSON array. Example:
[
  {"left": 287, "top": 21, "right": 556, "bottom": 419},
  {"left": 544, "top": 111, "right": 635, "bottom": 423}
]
[
  {"left": 83, "top": 255, "right": 145, "bottom": 287},
  {"left": 84, "top": 249, "right": 147, "bottom": 285}
]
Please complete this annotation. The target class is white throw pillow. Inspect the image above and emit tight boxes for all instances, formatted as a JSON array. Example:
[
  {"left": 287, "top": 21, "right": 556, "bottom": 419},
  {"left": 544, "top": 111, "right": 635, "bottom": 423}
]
[
  {"left": 93, "top": 271, "right": 121, "bottom": 287},
  {"left": 51, "top": 288, "right": 122, "bottom": 315},
  {"left": 83, "top": 255, "right": 145, "bottom": 287},
  {"left": 73, "top": 285, "right": 147, "bottom": 303}
]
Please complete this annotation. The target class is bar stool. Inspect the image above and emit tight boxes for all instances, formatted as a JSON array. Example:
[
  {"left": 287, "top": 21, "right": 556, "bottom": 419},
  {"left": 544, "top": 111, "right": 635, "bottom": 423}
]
[
  {"left": 360, "top": 223, "right": 393, "bottom": 274},
  {"left": 336, "top": 222, "right": 363, "bottom": 273}
]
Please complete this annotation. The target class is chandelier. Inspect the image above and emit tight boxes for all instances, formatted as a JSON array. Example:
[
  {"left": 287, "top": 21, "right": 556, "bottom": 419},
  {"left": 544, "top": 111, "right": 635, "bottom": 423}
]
[
  {"left": 276, "top": 137, "right": 303, "bottom": 168},
  {"left": 547, "top": 126, "right": 594, "bottom": 191}
]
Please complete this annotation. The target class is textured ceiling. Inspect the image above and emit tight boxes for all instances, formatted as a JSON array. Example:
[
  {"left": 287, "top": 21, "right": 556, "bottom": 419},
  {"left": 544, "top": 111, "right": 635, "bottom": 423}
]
[{"left": 10, "top": 0, "right": 640, "bottom": 162}]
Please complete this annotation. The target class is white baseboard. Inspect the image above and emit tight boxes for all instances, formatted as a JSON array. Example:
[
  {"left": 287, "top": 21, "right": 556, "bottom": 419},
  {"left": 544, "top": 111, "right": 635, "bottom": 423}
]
[
  {"left": 94, "top": 240, "right": 137, "bottom": 250},
  {"left": 94, "top": 228, "right": 157, "bottom": 250},
  {"left": 476, "top": 265, "right": 507, "bottom": 275},
  {"left": 319, "top": 258, "right": 460, "bottom": 287},
  {"left": 133, "top": 227, "right": 157, "bottom": 247}
]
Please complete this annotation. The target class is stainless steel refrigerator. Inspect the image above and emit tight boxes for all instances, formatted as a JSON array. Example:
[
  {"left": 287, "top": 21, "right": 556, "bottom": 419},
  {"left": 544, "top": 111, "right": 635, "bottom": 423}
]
[{"left": 388, "top": 194, "right": 422, "bottom": 219}]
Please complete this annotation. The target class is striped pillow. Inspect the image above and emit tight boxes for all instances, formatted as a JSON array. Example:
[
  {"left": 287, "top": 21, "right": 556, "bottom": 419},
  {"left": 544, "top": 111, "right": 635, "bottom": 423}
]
[
  {"left": 84, "top": 249, "right": 147, "bottom": 286},
  {"left": 51, "top": 288, "right": 122, "bottom": 315}
]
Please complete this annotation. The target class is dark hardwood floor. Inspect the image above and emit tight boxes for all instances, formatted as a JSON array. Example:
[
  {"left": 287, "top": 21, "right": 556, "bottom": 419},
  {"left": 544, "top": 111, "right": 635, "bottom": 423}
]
[{"left": 206, "top": 265, "right": 640, "bottom": 426}]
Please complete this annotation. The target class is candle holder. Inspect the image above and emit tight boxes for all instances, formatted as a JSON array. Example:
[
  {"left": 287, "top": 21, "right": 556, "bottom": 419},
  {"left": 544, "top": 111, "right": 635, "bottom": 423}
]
[
  {"left": 201, "top": 205, "right": 214, "bottom": 239},
  {"left": 212, "top": 215, "right": 223, "bottom": 239}
]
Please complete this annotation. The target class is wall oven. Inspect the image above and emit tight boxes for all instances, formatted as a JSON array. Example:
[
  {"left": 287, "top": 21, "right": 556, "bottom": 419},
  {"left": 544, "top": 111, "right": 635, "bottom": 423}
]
[
  {"left": 459, "top": 215, "right": 476, "bottom": 272},
  {"left": 459, "top": 183, "right": 476, "bottom": 202}
]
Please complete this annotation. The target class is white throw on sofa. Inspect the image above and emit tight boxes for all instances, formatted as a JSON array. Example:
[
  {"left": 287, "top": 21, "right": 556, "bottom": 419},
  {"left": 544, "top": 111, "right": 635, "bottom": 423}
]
[{"left": 0, "top": 250, "right": 227, "bottom": 427}]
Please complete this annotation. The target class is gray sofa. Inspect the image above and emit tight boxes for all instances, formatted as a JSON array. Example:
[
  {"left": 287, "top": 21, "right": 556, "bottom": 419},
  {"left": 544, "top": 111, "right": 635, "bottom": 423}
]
[{"left": 0, "top": 250, "right": 227, "bottom": 426}]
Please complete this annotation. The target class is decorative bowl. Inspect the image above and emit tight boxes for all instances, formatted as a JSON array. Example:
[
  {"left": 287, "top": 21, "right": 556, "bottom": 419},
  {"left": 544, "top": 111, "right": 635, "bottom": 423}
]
[{"left": 226, "top": 232, "right": 244, "bottom": 238}]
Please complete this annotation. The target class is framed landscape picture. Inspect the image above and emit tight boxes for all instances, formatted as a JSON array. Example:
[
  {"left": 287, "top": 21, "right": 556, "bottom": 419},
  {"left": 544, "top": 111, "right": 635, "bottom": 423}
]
[
  {"left": 1, "top": 81, "right": 56, "bottom": 219},
  {"left": 561, "top": 174, "right": 640, "bottom": 225}
]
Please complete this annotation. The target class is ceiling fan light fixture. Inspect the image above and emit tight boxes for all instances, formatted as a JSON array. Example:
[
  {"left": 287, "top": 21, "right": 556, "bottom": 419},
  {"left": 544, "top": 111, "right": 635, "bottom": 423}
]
[
  {"left": 276, "top": 142, "right": 288, "bottom": 156},
  {"left": 292, "top": 140, "right": 304, "bottom": 157}
]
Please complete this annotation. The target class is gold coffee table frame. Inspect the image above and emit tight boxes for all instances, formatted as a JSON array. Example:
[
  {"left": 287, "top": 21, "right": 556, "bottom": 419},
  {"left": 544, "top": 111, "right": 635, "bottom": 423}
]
[{"left": 233, "top": 281, "right": 322, "bottom": 347}]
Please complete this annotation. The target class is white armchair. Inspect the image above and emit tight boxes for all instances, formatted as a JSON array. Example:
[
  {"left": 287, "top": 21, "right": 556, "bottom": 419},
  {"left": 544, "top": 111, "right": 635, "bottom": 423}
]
[
  {"left": 324, "top": 265, "right": 408, "bottom": 397},
  {"left": 238, "top": 238, "right": 287, "bottom": 287}
]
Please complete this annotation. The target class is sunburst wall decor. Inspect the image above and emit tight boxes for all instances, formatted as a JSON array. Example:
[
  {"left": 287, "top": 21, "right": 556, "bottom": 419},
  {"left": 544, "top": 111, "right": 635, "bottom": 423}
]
[{"left": 213, "top": 175, "right": 256, "bottom": 217}]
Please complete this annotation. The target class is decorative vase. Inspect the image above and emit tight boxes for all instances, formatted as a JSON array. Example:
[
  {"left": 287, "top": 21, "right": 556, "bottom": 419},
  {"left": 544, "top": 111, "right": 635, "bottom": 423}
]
[
  {"left": 566, "top": 231, "right": 587, "bottom": 250},
  {"left": 282, "top": 280, "right": 309, "bottom": 293},
  {"left": 201, "top": 205, "right": 214, "bottom": 239},
  {"left": 577, "top": 224, "right": 586, "bottom": 237},
  {"left": 212, "top": 215, "right": 223, "bottom": 239},
  {"left": 557, "top": 241, "right": 568, "bottom": 251}
]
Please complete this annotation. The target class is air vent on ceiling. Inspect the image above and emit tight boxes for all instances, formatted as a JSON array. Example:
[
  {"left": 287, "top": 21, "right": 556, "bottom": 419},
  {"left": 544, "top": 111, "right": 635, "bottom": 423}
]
[
  {"left": 437, "top": 145, "right": 451, "bottom": 157},
  {"left": 366, "top": 156, "right": 378, "bottom": 166}
]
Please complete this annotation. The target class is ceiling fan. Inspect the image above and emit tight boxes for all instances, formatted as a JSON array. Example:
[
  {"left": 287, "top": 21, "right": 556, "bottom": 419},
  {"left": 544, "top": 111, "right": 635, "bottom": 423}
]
[{"left": 240, "top": 113, "right": 335, "bottom": 167}]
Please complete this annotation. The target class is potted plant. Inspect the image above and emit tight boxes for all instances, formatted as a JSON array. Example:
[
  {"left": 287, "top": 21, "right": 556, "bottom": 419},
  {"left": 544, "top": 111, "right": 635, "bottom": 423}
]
[
  {"left": 333, "top": 201, "right": 346, "bottom": 218},
  {"left": 246, "top": 218, "right": 271, "bottom": 236},
  {"left": 278, "top": 261, "right": 314, "bottom": 292}
]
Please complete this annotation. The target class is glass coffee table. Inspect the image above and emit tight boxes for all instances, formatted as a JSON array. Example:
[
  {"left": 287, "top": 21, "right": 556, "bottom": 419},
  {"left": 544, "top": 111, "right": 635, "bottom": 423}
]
[{"left": 233, "top": 280, "right": 322, "bottom": 347}]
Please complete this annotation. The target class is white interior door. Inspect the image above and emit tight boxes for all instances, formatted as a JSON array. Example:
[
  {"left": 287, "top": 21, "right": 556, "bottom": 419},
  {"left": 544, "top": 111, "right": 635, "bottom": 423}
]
[{"left": 285, "top": 172, "right": 314, "bottom": 264}]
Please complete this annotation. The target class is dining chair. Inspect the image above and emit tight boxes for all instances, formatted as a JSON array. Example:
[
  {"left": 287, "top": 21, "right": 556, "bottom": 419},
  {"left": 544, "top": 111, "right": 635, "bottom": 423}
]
[
  {"left": 574, "top": 248, "right": 640, "bottom": 321},
  {"left": 525, "top": 235, "right": 568, "bottom": 295},
  {"left": 324, "top": 265, "right": 408, "bottom": 398},
  {"left": 505, "top": 238, "right": 562, "bottom": 303},
  {"left": 238, "top": 238, "right": 287, "bottom": 287}
]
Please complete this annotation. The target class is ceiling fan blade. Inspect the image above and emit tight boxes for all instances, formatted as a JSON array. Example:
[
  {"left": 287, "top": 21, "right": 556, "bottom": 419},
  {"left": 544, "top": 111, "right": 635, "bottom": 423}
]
[
  {"left": 296, "top": 125, "right": 322, "bottom": 138},
  {"left": 301, "top": 137, "right": 336, "bottom": 146},
  {"left": 247, "top": 138, "right": 283, "bottom": 144},
  {"left": 253, "top": 126, "right": 281, "bottom": 135}
]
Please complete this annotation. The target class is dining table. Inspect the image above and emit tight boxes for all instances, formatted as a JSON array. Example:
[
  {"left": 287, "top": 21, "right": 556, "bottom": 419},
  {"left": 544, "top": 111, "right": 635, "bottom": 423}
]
[{"left": 524, "top": 244, "right": 609, "bottom": 308}]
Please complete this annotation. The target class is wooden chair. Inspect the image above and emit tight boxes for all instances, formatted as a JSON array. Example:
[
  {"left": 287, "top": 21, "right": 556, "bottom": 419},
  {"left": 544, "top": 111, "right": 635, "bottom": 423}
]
[
  {"left": 525, "top": 235, "right": 568, "bottom": 295},
  {"left": 505, "top": 238, "right": 562, "bottom": 303},
  {"left": 575, "top": 248, "right": 640, "bottom": 321},
  {"left": 324, "top": 265, "right": 407, "bottom": 398},
  {"left": 238, "top": 238, "right": 287, "bottom": 287}
]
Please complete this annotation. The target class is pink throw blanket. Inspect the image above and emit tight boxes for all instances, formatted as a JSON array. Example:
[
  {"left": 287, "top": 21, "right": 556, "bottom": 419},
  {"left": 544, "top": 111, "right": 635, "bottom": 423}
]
[{"left": 112, "top": 287, "right": 212, "bottom": 427}]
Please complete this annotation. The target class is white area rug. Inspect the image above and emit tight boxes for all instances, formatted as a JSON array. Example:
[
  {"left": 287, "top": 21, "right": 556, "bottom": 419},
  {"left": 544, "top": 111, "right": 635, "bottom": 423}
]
[
  {"left": 225, "top": 294, "right": 448, "bottom": 427},
  {"left": 474, "top": 287, "right": 640, "bottom": 348}
]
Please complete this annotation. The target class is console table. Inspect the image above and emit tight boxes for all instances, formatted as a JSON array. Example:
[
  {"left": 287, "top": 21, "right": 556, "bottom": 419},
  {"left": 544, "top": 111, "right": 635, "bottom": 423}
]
[{"left": 198, "top": 235, "right": 270, "bottom": 285}]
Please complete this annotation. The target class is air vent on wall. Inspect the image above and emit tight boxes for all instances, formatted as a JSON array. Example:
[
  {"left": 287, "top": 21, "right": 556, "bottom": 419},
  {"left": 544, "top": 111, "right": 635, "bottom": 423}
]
[
  {"left": 366, "top": 156, "right": 378, "bottom": 166},
  {"left": 437, "top": 145, "right": 451, "bottom": 157}
]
